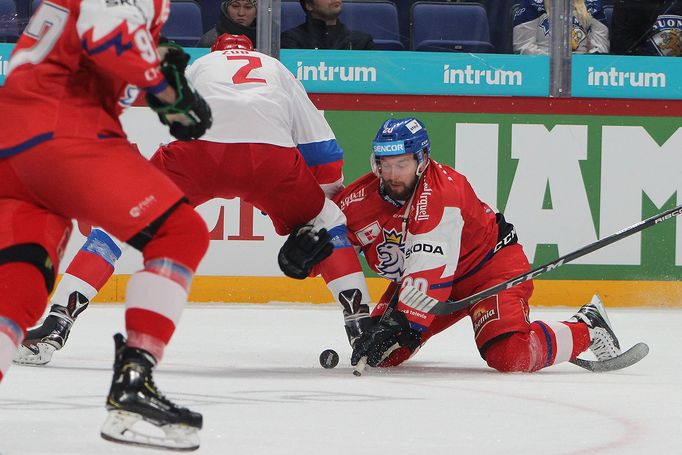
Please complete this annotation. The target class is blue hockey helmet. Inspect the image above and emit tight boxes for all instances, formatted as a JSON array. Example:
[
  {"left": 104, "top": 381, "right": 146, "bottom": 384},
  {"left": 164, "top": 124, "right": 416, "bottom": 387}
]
[{"left": 371, "top": 118, "right": 430, "bottom": 177}]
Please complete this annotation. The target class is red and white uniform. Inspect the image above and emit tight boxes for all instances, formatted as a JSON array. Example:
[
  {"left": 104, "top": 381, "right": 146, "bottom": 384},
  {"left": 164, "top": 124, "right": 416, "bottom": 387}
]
[
  {"left": 0, "top": 0, "right": 170, "bottom": 154},
  {"left": 151, "top": 47, "right": 346, "bottom": 231},
  {"left": 334, "top": 161, "right": 592, "bottom": 372},
  {"left": 0, "top": 0, "right": 206, "bottom": 378},
  {"left": 149, "top": 47, "right": 369, "bottom": 308},
  {"left": 181, "top": 48, "right": 344, "bottom": 197},
  {"left": 0, "top": 0, "right": 179, "bottom": 274}
]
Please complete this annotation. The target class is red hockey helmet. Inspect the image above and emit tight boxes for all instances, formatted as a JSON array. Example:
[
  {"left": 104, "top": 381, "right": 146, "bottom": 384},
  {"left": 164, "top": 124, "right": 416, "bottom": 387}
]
[{"left": 211, "top": 34, "right": 254, "bottom": 52}]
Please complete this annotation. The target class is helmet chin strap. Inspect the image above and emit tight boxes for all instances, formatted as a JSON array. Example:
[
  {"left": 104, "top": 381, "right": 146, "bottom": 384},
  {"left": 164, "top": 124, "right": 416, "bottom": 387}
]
[{"left": 415, "top": 151, "right": 430, "bottom": 177}]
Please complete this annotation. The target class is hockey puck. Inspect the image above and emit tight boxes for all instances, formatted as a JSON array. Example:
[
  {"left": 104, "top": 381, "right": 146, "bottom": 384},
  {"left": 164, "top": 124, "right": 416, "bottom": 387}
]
[{"left": 319, "top": 349, "right": 339, "bottom": 369}]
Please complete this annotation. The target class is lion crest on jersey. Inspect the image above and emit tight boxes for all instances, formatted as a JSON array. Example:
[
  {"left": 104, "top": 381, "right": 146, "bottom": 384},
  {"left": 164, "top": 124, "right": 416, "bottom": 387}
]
[{"left": 376, "top": 228, "right": 404, "bottom": 280}]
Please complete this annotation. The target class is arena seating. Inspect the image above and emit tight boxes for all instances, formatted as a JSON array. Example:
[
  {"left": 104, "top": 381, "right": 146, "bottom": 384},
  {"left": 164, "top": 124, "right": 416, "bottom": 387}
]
[
  {"left": 6, "top": 0, "right": 590, "bottom": 53},
  {"left": 411, "top": 2, "right": 494, "bottom": 53},
  {"left": 163, "top": 0, "right": 204, "bottom": 46},
  {"left": 0, "top": 0, "right": 20, "bottom": 42},
  {"left": 340, "top": 1, "right": 404, "bottom": 50}
]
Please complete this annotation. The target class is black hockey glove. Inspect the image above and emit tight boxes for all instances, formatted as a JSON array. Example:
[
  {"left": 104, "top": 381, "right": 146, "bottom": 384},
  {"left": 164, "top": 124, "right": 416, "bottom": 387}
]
[
  {"left": 278, "top": 225, "right": 334, "bottom": 279},
  {"left": 146, "top": 44, "right": 212, "bottom": 141},
  {"left": 350, "top": 310, "right": 421, "bottom": 367},
  {"left": 338, "top": 289, "right": 373, "bottom": 348},
  {"left": 158, "top": 42, "right": 190, "bottom": 73}
]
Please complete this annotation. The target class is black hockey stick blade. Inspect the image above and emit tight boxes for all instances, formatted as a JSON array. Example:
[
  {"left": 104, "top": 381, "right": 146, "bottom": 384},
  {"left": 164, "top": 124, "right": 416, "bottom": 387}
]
[
  {"left": 399, "top": 203, "right": 682, "bottom": 316},
  {"left": 569, "top": 342, "right": 649, "bottom": 372}
]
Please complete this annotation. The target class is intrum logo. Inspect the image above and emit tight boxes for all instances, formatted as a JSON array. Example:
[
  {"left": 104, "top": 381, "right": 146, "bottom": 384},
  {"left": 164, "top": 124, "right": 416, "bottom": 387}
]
[
  {"left": 587, "top": 66, "right": 666, "bottom": 88},
  {"left": 296, "top": 61, "right": 377, "bottom": 82},
  {"left": 443, "top": 64, "right": 522, "bottom": 86}
]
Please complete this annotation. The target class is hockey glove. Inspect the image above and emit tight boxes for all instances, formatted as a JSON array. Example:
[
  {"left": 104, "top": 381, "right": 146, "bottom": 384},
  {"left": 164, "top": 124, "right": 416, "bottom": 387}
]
[
  {"left": 146, "top": 44, "right": 212, "bottom": 141},
  {"left": 350, "top": 310, "right": 421, "bottom": 367},
  {"left": 338, "top": 289, "right": 372, "bottom": 347},
  {"left": 278, "top": 225, "right": 334, "bottom": 279},
  {"left": 158, "top": 42, "right": 190, "bottom": 73}
]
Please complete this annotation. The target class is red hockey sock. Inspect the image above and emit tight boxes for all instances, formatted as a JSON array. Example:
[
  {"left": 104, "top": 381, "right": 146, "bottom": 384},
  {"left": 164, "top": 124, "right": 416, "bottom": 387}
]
[
  {"left": 0, "top": 263, "right": 44, "bottom": 382},
  {"left": 50, "top": 229, "right": 122, "bottom": 307},
  {"left": 67, "top": 229, "right": 120, "bottom": 289},
  {"left": 525, "top": 320, "right": 590, "bottom": 369},
  {"left": 124, "top": 270, "right": 188, "bottom": 361},
  {"left": 562, "top": 321, "right": 591, "bottom": 359},
  {"left": 0, "top": 263, "right": 49, "bottom": 332},
  {"left": 484, "top": 319, "right": 591, "bottom": 373}
]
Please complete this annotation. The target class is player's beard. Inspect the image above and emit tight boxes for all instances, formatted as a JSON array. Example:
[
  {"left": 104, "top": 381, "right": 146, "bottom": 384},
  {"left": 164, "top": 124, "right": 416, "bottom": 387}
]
[{"left": 383, "top": 179, "right": 416, "bottom": 201}]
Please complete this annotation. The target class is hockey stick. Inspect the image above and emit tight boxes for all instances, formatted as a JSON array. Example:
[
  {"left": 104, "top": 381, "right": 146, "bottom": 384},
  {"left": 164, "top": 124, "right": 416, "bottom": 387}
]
[
  {"left": 353, "top": 174, "right": 422, "bottom": 376},
  {"left": 570, "top": 342, "right": 649, "bottom": 372},
  {"left": 399, "top": 203, "right": 682, "bottom": 316}
]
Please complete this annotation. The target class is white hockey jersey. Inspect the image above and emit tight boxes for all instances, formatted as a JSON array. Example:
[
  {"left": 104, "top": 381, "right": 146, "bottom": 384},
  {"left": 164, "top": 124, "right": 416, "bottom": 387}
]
[
  {"left": 185, "top": 48, "right": 343, "bottom": 195},
  {"left": 513, "top": 0, "right": 610, "bottom": 54}
]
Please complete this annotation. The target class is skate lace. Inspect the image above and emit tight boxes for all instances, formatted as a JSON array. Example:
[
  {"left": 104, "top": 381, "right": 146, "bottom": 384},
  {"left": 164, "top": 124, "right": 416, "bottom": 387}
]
[
  {"left": 145, "top": 376, "right": 184, "bottom": 412},
  {"left": 576, "top": 304, "right": 620, "bottom": 361},
  {"left": 590, "top": 328, "right": 620, "bottom": 360}
]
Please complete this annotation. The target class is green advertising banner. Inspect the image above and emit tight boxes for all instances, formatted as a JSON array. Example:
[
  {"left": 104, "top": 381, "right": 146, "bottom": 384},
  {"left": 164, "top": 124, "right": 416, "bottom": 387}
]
[{"left": 325, "top": 110, "right": 682, "bottom": 283}]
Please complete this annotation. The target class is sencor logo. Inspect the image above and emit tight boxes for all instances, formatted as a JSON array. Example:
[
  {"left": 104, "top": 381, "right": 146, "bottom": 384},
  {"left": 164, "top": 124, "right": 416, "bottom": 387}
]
[
  {"left": 443, "top": 64, "right": 522, "bottom": 86},
  {"left": 373, "top": 143, "right": 405, "bottom": 153},
  {"left": 587, "top": 66, "right": 666, "bottom": 88},
  {"left": 295, "top": 61, "right": 377, "bottom": 82}
]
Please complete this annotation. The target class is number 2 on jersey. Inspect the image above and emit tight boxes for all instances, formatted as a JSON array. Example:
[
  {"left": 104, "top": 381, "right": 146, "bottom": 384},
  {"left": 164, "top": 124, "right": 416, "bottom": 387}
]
[{"left": 226, "top": 55, "right": 267, "bottom": 85}]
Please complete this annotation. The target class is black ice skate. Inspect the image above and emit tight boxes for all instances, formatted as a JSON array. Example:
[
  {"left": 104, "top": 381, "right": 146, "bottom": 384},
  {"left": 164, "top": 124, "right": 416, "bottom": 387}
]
[
  {"left": 100, "top": 334, "right": 202, "bottom": 451},
  {"left": 569, "top": 294, "right": 622, "bottom": 361},
  {"left": 13, "top": 292, "right": 89, "bottom": 365}
]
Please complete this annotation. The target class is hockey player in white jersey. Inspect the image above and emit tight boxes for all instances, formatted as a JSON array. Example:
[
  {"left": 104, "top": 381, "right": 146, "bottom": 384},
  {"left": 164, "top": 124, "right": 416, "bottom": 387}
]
[{"left": 16, "top": 34, "right": 373, "bottom": 371}]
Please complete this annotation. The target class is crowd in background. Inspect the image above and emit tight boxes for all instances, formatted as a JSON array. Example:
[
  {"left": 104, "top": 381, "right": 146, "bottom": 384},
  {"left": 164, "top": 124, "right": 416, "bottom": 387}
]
[{"left": 1, "top": 0, "right": 680, "bottom": 55}]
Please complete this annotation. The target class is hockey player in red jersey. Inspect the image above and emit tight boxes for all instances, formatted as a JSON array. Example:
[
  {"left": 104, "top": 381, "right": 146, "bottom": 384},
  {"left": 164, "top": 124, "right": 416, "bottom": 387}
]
[
  {"left": 14, "top": 34, "right": 371, "bottom": 367},
  {"left": 332, "top": 117, "right": 623, "bottom": 372},
  {"left": 0, "top": 0, "right": 214, "bottom": 450}
]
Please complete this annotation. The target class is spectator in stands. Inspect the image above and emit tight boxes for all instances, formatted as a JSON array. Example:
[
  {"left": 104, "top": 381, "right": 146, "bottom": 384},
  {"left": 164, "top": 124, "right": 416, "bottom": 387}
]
[
  {"left": 611, "top": 0, "right": 682, "bottom": 55},
  {"left": 513, "top": 0, "right": 609, "bottom": 54},
  {"left": 281, "top": 0, "right": 374, "bottom": 49},
  {"left": 198, "top": 0, "right": 257, "bottom": 48}
]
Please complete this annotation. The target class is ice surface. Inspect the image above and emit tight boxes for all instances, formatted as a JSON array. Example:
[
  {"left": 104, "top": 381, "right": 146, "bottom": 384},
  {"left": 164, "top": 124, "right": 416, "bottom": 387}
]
[{"left": 1, "top": 305, "right": 681, "bottom": 455}]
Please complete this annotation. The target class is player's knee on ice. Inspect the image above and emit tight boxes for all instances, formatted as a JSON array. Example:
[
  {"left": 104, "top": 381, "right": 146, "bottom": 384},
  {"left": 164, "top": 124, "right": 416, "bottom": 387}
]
[{"left": 482, "top": 332, "right": 537, "bottom": 373}]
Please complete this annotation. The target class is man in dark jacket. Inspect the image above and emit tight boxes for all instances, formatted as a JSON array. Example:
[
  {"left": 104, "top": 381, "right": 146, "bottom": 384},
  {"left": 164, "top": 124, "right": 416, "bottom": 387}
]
[
  {"left": 611, "top": 0, "right": 682, "bottom": 55},
  {"left": 198, "top": 0, "right": 257, "bottom": 48},
  {"left": 281, "top": 0, "right": 374, "bottom": 49}
]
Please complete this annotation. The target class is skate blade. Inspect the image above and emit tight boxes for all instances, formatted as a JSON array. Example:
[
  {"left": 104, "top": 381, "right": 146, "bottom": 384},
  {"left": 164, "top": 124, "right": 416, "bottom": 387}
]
[
  {"left": 13, "top": 343, "right": 56, "bottom": 366},
  {"left": 101, "top": 410, "right": 200, "bottom": 452}
]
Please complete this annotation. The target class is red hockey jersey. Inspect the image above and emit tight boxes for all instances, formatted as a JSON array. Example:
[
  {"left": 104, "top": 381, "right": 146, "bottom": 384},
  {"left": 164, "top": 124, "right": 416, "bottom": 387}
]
[
  {"left": 0, "top": 0, "right": 170, "bottom": 157},
  {"left": 335, "top": 160, "right": 501, "bottom": 308}
]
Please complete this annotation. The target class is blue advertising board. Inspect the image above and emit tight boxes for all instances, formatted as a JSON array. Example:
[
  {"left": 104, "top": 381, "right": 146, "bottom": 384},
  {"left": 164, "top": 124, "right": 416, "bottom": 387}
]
[
  {"left": 278, "top": 50, "right": 549, "bottom": 97},
  {"left": 188, "top": 49, "right": 551, "bottom": 97},
  {"left": 572, "top": 54, "right": 682, "bottom": 99},
  {"left": 9, "top": 44, "right": 682, "bottom": 100},
  {"left": 0, "top": 43, "right": 12, "bottom": 85},
  {"left": 2, "top": 44, "right": 549, "bottom": 96}
]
